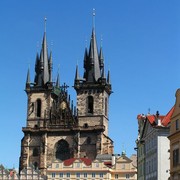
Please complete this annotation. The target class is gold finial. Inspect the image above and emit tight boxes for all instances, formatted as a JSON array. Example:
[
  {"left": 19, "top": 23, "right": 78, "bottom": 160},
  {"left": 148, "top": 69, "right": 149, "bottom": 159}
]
[
  {"left": 92, "top": 8, "right": 96, "bottom": 30},
  {"left": 44, "top": 17, "right": 47, "bottom": 32}
]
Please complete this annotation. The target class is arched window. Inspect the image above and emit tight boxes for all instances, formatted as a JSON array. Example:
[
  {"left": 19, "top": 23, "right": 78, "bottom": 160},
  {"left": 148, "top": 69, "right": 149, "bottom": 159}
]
[
  {"left": 33, "top": 148, "right": 39, "bottom": 156},
  {"left": 88, "top": 96, "right": 93, "bottom": 114},
  {"left": 36, "top": 99, "right": 41, "bottom": 117},
  {"left": 55, "top": 140, "right": 70, "bottom": 161}
]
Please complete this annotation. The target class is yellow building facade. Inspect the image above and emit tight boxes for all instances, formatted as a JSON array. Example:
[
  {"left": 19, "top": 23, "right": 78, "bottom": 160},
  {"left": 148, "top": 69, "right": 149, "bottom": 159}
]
[
  {"left": 46, "top": 155, "right": 137, "bottom": 180},
  {"left": 168, "top": 89, "right": 180, "bottom": 180}
]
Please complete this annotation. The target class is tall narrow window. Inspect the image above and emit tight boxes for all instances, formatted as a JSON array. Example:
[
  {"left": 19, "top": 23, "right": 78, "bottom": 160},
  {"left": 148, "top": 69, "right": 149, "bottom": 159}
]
[
  {"left": 36, "top": 99, "right": 41, "bottom": 117},
  {"left": 88, "top": 96, "right": 93, "bottom": 114},
  {"left": 176, "top": 119, "right": 179, "bottom": 130},
  {"left": 173, "top": 148, "right": 179, "bottom": 167},
  {"left": 105, "top": 97, "right": 108, "bottom": 116}
]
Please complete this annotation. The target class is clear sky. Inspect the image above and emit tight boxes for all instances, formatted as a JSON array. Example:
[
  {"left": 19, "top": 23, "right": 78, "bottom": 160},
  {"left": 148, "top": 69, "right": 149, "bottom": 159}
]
[{"left": 0, "top": 0, "right": 180, "bottom": 169}]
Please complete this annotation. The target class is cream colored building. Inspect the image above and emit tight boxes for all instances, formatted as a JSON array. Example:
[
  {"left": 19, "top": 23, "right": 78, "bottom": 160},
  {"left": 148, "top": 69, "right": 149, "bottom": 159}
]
[{"left": 46, "top": 154, "right": 137, "bottom": 180}]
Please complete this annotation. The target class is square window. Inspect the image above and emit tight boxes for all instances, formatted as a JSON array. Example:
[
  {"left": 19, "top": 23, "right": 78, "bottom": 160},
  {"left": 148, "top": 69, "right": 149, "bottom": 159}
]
[{"left": 59, "top": 173, "right": 63, "bottom": 177}]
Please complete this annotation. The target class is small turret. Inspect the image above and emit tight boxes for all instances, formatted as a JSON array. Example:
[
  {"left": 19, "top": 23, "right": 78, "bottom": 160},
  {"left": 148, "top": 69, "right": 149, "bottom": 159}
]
[
  {"left": 26, "top": 68, "right": 31, "bottom": 89},
  {"left": 107, "top": 70, "right": 111, "bottom": 85},
  {"left": 56, "top": 73, "right": 60, "bottom": 88},
  {"left": 99, "top": 46, "right": 104, "bottom": 70}
]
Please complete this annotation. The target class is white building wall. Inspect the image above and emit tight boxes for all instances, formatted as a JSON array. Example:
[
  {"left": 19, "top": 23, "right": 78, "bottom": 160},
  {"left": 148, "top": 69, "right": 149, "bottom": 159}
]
[{"left": 157, "top": 135, "right": 170, "bottom": 180}]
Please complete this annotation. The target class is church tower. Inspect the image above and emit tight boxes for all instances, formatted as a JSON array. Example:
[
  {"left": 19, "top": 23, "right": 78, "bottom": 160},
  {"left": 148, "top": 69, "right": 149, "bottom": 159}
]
[
  {"left": 19, "top": 16, "right": 114, "bottom": 175},
  {"left": 74, "top": 25, "right": 113, "bottom": 159},
  {"left": 19, "top": 24, "right": 78, "bottom": 174}
]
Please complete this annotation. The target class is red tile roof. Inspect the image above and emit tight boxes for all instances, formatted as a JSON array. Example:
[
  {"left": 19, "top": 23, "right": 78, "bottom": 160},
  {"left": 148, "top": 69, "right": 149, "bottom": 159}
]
[
  {"left": 137, "top": 106, "right": 174, "bottom": 127},
  {"left": 161, "top": 106, "right": 174, "bottom": 126},
  {"left": 146, "top": 115, "right": 165, "bottom": 125},
  {"left": 63, "top": 158, "right": 92, "bottom": 166},
  {"left": 104, "top": 161, "right": 112, "bottom": 168}
]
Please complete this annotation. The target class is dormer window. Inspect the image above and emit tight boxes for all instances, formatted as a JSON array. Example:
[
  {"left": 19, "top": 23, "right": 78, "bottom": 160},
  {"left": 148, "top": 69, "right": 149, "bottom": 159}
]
[
  {"left": 88, "top": 96, "right": 93, "bottom": 114},
  {"left": 36, "top": 99, "right": 41, "bottom": 117}
]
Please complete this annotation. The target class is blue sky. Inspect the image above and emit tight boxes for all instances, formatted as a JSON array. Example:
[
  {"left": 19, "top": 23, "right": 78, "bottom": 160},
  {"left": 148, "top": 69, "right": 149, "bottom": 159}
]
[{"left": 0, "top": 0, "right": 180, "bottom": 168}]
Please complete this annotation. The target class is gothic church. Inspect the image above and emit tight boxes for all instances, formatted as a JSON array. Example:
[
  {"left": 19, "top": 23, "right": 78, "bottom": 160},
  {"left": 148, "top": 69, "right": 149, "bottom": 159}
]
[{"left": 19, "top": 20, "right": 113, "bottom": 174}]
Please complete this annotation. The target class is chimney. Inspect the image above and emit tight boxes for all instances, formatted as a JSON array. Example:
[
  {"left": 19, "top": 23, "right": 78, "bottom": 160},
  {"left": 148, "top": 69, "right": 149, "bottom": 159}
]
[
  {"left": 156, "top": 111, "right": 161, "bottom": 126},
  {"left": 111, "top": 154, "right": 115, "bottom": 166}
]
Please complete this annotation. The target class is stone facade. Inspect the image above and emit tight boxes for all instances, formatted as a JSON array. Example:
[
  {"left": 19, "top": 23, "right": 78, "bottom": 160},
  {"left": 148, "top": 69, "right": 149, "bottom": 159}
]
[{"left": 19, "top": 24, "right": 113, "bottom": 176}]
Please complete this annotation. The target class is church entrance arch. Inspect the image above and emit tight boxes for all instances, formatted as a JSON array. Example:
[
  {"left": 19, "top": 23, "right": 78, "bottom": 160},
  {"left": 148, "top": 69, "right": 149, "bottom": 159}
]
[{"left": 55, "top": 139, "right": 70, "bottom": 161}]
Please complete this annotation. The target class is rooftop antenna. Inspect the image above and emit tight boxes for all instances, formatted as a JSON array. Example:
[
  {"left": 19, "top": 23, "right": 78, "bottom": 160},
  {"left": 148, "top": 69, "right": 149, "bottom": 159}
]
[{"left": 92, "top": 8, "right": 96, "bottom": 31}]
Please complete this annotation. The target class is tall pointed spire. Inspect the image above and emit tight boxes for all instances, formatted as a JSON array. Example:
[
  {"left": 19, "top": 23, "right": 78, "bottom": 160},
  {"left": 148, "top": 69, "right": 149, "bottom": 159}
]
[
  {"left": 26, "top": 67, "right": 31, "bottom": 84},
  {"left": 99, "top": 46, "right": 104, "bottom": 70},
  {"left": 34, "top": 17, "right": 50, "bottom": 86},
  {"left": 41, "top": 26, "right": 49, "bottom": 84},
  {"left": 83, "top": 47, "right": 88, "bottom": 69},
  {"left": 49, "top": 51, "right": 53, "bottom": 82},
  {"left": 107, "top": 70, "right": 111, "bottom": 84},
  {"left": 25, "top": 67, "right": 31, "bottom": 90},
  {"left": 56, "top": 72, "right": 60, "bottom": 88},
  {"left": 75, "top": 65, "right": 79, "bottom": 81},
  {"left": 102, "top": 66, "right": 106, "bottom": 79}
]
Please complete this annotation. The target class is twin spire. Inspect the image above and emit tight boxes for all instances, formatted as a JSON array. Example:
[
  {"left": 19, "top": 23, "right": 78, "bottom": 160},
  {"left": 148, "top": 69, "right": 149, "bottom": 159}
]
[
  {"left": 26, "top": 14, "right": 111, "bottom": 91},
  {"left": 75, "top": 27, "right": 111, "bottom": 85},
  {"left": 26, "top": 18, "right": 57, "bottom": 87}
]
